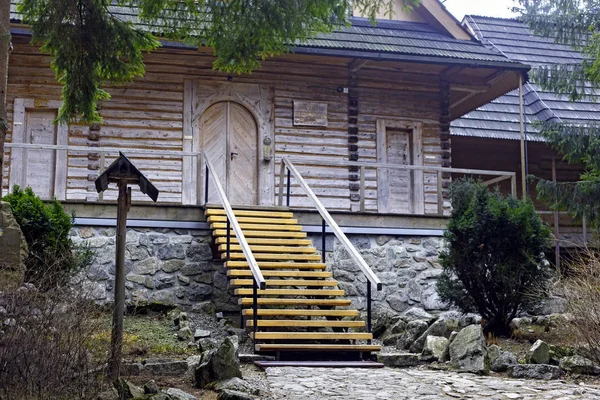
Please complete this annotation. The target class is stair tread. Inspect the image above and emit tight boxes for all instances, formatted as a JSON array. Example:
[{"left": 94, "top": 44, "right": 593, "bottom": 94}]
[
  {"left": 246, "top": 320, "right": 365, "bottom": 328},
  {"left": 226, "top": 261, "right": 326, "bottom": 270},
  {"left": 208, "top": 216, "right": 299, "bottom": 225},
  {"left": 242, "top": 309, "right": 359, "bottom": 317},
  {"left": 251, "top": 332, "right": 373, "bottom": 340},
  {"left": 216, "top": 238, "right": 312, "bottom": 246},
  {"left": 228, "top": 270, "right": 333, "bottom": 278},
  {"left": 239, "top": 298, "right": 351, "bottom": 306},
  {"left": 224, "top": 253, "right": 322, "bottom": 261},
  {"left": 219, "top": 244, "right": 317, "bottom": 254},
  {"left": 205, "top": 209, "right": 294, "bottom": 218},
  {"left": 211, "top": 223, "right": 303, "bottom": 231},
  {"left": 255, "top": 344, "right": 381, "bottom": 352},
  {"left": 234, "top": 288, "right": 344, "bottom": 296},
  {"left": 231, "top": 279, "right": 338, "bottom": 287},
  {"left": 214, "top": 230, "right": 307, "bottom": 239}
]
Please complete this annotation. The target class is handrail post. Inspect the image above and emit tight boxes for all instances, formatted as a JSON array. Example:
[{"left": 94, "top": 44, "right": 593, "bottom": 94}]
[
  {"left": 286, "top": 168, "right": 291, "bottom": 207},
  {"left": 367, "top": 281, "right": 372, "bottom": 343},
  {"left": 253, "top": 279, "right": 258, "bottom": 352},
  {"left": 204, "top": 164, "right": 209, "bottom": 205},
  {"left": 278, "top": 162, "right": 286, "bottom": 206},
  {"left": 321, "top": 218, "right": 326, "bottom": 264},
  {"left": 226, "top": 219, "right": 231, "bottom": 261}
]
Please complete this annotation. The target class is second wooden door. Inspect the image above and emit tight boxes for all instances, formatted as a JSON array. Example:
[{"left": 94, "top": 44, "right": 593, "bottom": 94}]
[{"left": 201, "top": 101, "right": 258, "bottom": 205}]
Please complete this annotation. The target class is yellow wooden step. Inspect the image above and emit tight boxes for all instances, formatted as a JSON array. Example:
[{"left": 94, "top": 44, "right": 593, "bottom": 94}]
[
  {"left": 243, "top": 309, "right": 359, "bottom": 317},
  {"left": 211, "top": 223, "right": 303, "bottom": 232},
  {"left": 216, "top": 237, "right": 312, "bottom": 246},
  {"left": 230, "top": 279, "right": 338, "bottom": 287},
  {"left": 246, "top": 320, "right": 365, "bottom": 328},
  {"left": 239, "top": 298, "right": 351, "bottom": 306},
  {"left": 208, "top": 216, "right": 299, "bottom": 225},
  {"left": 255, "top": 344, "right": 381, "bottom": 352},
  {"left": 251, "top": 332, "right": 373, "bottom": 340},
  {"left": 226, "top": 261, "right": 326, "bottom": 270},
  {"left": 205, "top": 209, "right": 294, "bottom": 219},
  {"left": 234, "top": 288, "right": 344, "bottom": 296},
  {"left": 214, "top": 230, "right": 307, "bottom": 239},
  {"left": 219, "top": 244, "right": 317, "bottom": 254},
  {"left": 228, "top": 270, "right": 333, "bottom": 278},
  {"left": 224, "top": 253, "right": 322, "bottom": 261}
]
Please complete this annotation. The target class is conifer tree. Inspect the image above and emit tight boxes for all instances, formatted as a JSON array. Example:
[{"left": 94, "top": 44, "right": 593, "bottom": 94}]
[{"left": 519, "top": 0, "right": 600, "bottom": 231}]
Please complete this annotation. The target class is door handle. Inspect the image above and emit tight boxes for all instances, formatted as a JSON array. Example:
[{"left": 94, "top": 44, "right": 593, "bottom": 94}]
[{"left": 230, "top": 152, "right": 238, "bottom": 160}]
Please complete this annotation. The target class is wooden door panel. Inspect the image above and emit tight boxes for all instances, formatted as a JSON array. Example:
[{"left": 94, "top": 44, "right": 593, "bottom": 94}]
[
  {"left": 383, "top": 128, "right": 412, "bottom": 214},
  {"left": 228, "top": 103, "right": 258, "bottom": 205},
  {"left": 201, "top": 102, "right": 228, "bottom": 204},
  {"left": 25, "top": 109, "right": 57, "bottom": 200}
]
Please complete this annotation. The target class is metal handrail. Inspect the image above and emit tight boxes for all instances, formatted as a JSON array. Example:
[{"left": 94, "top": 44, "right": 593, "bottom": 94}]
[
  {"left": 202, "top": 151, "right": 266, "bottom": 290},
  {"left": 280, "top": 158, "right": 382, "bottom": 291}
]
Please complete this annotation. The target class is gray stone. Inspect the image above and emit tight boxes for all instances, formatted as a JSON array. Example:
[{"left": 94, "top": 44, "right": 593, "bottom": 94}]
[
  {"left": 155, "top": 275, "right": 175, "bottom": 290},
  {"left": 377, "top": 353, "right": 422, "bottom": 368},
  {"left": 144, "top": 380, "right": 159, "bottom": 394},
  {"left": 397, "top": 319, "right": 428, "bottom": 350},
  {"left": 487, "top": 344, "right": 517, "bottom": 372},
  {"left": 528, "top": 340, "right": 550, "bottom": 365},
  {"left": 165, "top": 388, "right": 198, "bottom": 400},
  {"left": 420, "top": 336, "right": 448, "bottom": 361},
  {"left": 440, "top": 331, "right": 457, "bottom": 362},
  {"left": 510, "top": 317, "right": 532, "bottom": 330},
  {"left": 133, "top": 257, "right": 160, "bottom": 275},
  {"left": 178, "top": 326, "right": 193, "bottom": 341},
  {"left": 147, "top": 233, "right": 170, "bottom": 245},
  {"left": 214, "top": 377, "right": 259, "bottom": 395},
  {"left": 421, "top": 284, "right": 447, "bottom": 310},
  {"left": 386, "top": 293, "right": 409, "bottom": 313},
  {"left": 194, "top": 329, "right": 211, "bottom": 340},
  {"left": 559, "top": 355, "right": 600, "bottom": 375},
  {"left": 402, "top": 307, "right": 433, "bottom": 321},
  {"left": 178, "top": 275, "right": 191, "bottom": 286},
  {"left": 121, "top": 362, "right": 143, "bottom": 376},
  {"left": 114, "top": 378, "right": 145, "bottom": 399},
  {"left": 162, "top": 259, "right": 185, "bottom": 273},
  {"left": 126, "top": 244, "right": 150, "bottom": 261},
  {"left": 187, "top": 283, "right": 213, "bottom": 301},
  {"left": 217, "top": 390, "right": 255, "bottom": 400},
  {"left": 0, "top": 201, "right": 28, "bottom": 290},
  {"left": 158, "top": 244, "right": 186, "bottom": 260},
  {"left": 449, "top": 325, "right": 488, "bottom": 374},
  {"left": 149, "top": 289, "right": 175, "bottom": 305},
  {"left": 87, "top": 265, "right": 110, "bottom": 281},
  {"left": 212, "top": 337, "right": 241, "bottom": 380},
  {"left": 144, "top": 360, "right": 189, "bottom": 376},
  {"left": 507, "top": 364, "right": 564, "bottom": 380},
  {"left": 187, "top": 243, "right": 213, "bottom": 262},
  {"left": 410, "top": 318, "right": 448, "bottom": 353}
]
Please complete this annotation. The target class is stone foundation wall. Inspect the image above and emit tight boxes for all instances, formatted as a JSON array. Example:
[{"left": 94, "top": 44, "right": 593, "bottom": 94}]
[{"left": 73, "top": 227, "right": 447, "bottom": 317}]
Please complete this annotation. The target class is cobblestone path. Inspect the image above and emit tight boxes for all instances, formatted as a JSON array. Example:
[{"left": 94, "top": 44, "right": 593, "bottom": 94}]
[{"left": 265, "top": 367, "right": 600, "bottom": 399}]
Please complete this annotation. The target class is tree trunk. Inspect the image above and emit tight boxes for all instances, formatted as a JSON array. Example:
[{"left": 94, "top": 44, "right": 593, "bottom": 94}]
[{"left": 0, "top": 0, "right": 11, "bottom": 198}]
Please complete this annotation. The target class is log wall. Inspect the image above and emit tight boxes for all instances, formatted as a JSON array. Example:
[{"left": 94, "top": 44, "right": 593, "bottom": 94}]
[{"left": 4, "top": 38, "right": 447, "bottom": 214}]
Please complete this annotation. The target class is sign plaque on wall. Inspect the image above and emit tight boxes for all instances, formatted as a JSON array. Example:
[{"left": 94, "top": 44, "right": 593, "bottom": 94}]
[{"left": 293, "top": 101, "right": 328, "bottom": 127}]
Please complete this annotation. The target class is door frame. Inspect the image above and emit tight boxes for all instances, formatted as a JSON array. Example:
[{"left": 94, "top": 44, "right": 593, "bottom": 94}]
[
  {"left": 183, "top": 81, "right": 274, "bottom": 206},
  {"left": 9, "top": 98, "right": 68, "bottom": 200},
  {"left": 376, "top": 119, "right": 424, "bottom": 214}
]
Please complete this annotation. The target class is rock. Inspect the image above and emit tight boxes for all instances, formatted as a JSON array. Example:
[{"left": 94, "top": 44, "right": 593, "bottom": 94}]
[
  {"left": 559, "top": 355, "right": 600, "bottom": 375},
  {"left": 194, "top": 329, "right": 212, "bottom": 340},
  {"left": 121, "top": 362, "right": 143, "bottom": 376},
  {"left": 214, "top": 377, "right": 259, "bottom": 395},
  {"left": 383, "top": 333, "right": 403, "bottom": 346},
  {"left": 377, "top": 353, "right": 422, "bottom": 368},
  {"left": 449, "top": 325, "right": 488, "bottom": 374},
  {"left": 113, "top": 378, "right": 145, "bottom": 399},
  {"left": 397, "top": 319, "right": 428, "bottom": 350},
  {"left": 420, "top": 336, "right": 448, "bottom": 361},
  {"left": 178, "top": 326, "right": 194, "bottom": 341},
  {"left": 148, "top": 395, "right": 170, "bottom": 400},
  {"left": 217, "top": 389, "right": 256, "bottom": 400},
  {"left": 402, "top": 307, "right": 433, "bottom": 321},
  {"left": 440, "top": 331, "right": 458, "bottom": 362},
  {"left": 133, "top": 257, "right": 160, "bottom": 275},
  {"left": 510, "top": 317, "right": 532, "bottom": 331},
  {"left": 96, "top": 389, "right": 118, "bottom": 400},
  {"left": 548, "top": 344, "right": 575, "bottom": 364},
  {"left": 165, "top": 387, "right": 198, "bottom": 400},
  {"left": 212, "top": 337, "right": 242, "bottom": 380},
  {"left": 158, "top": 244, "right": 186, "bottom": 260},
  {"left": 0, "top": 202, "right": 28, "bottom": 290},
  {"left": 487, "top": 345, "right": 517, "bottom": 372},
  {"left": 194, "top": 350, "right": 216, "bottom": 388},
  {"left": 528, "top": 340, "right": 550, "bottom": 365},
  {"left": 410, "top": 318, "right": 448, "bottom": 353},
  {"left": 144, "top": 360, "right": 189, "bottom": 376},
  {"left": 508, "top": 364, "right": 564, "bottom": 380},
  {"left": 144, "top": 380, "right": 159, "bottom": 394},
  {"left": 458, "top": 314, "right": 481, "bottom": 328},
  {"left": 198, "top": 337, "right": 219, "bottom": 352}
]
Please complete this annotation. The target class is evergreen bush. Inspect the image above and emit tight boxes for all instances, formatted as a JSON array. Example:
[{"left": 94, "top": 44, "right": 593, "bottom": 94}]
[
  {"left": 3, "top": 186, "right": 87, "bottom": 289},
  {"left": 436, "top": 179, "right": 552, "bottom": 336}
]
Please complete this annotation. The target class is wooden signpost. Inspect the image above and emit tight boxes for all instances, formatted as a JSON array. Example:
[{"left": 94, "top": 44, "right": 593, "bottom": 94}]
[{"left": 95, "top": 152, "right": 159, "bottom": 380}]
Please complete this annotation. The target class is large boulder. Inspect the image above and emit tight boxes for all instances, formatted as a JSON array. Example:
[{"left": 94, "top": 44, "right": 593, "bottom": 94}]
[
  {"left": 113, "top": 379, "right": 145, "bottom": 399},
  {"left": 194, "top": 337, "right": 242, "bottom": 388},
  {"left": 409, "top": 318, "right": 449, "bottom": 353},
  {"left": 0, "top": 201, "right": 28, "bottom": 290},
  {"left": 527, "top": 340, "right": 550, "bottom": 364},
  {"left": 487, "top": 345, "right": 517, "bottom": 372},
  {"left": 165, "top": 388, "right": 198, "bottom": 400},
  {"left": 559, "top": 355, "right": 600, "bottom": 375},
  {"left": 420, "top": 336, "right": 448, "bottom": 361},
  {"left": 449, "top": 325, "right": 488, "bottom": 374},
  {"left": 396, "top": 320, "right": 428, "bottom": 350},
  {"left": 508, "top": 364, "right": 564, "bottom": 380},
  {"left": 144, "top": 359, "right": 189, "bottom": 376}
]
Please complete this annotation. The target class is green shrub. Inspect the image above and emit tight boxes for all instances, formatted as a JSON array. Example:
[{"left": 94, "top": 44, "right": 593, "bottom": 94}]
[
  {"left": 3, "top": 186, "right": 86, "bottom": 289},
  {"left": 436, "top": 179, "right": 552, "bottom": 336}
]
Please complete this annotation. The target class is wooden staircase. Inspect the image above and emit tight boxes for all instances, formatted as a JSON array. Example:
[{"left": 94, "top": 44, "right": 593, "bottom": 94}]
[{"left": 205, "top": 206, "right": 381, "bottom": 358}]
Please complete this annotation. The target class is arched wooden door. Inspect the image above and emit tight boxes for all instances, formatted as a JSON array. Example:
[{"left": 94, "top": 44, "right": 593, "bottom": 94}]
[{"left": 201, "top": 101, "right": 258, "bottom": 205}]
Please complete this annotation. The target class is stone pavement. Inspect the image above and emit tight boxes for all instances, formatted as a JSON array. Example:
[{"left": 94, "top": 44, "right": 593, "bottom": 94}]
[{"left": 265, "top": 367, "right": 600, "bottom": 399}]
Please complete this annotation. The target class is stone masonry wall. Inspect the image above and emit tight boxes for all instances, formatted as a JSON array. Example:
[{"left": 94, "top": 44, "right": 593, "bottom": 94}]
[{"left": 73, "top": 226, "right": 447, "bottom": 317}]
